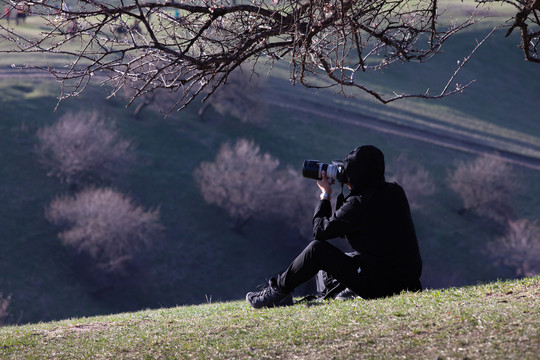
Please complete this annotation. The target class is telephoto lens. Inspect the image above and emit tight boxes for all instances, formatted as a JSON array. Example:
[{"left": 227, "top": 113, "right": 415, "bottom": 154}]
[
  {"left": 302, "top": 160, "right": 323, "bottom": 180},
  {"left": 302, "top": 160, "right": 345, "bottom": 183}
]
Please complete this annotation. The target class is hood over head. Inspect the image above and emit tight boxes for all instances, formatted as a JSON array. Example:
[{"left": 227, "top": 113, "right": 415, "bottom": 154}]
[{"left": 343, "top": 145, "right": 385, "bottom": 193}]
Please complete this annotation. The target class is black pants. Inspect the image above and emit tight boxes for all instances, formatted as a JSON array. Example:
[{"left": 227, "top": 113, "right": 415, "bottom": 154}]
[
  {"left": 276, "top": 240, "right": 421, "bottom": 299},
  {"left": 276, "top": 240, "right": 364, "bottom": 295}
]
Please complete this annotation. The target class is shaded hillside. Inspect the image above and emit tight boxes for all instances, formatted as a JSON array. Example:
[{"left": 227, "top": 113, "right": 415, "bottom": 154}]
[{"left": 0, "top": 14, "right": 539, "bottom": 324}]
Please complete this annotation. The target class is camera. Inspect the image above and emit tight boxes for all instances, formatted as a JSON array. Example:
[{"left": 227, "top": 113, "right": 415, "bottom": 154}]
[{"left": 302, "top": 160, "right": 346, "bottom": 183}]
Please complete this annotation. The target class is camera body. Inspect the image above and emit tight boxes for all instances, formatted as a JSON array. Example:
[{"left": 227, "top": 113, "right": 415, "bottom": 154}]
[{"left": 302, "top": 160, "right": 346, "bottom": 183}]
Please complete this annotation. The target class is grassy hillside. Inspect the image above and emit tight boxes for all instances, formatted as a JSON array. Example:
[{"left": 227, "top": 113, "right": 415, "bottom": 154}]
[
  {"left": 0, "top": 3, "right": 539, "bottom": 325},
  {"left": 0, "top": 69, "right": 538, "bottom": 325},
  {"left": 1, "top": 276, "right": 539, "bottom": 359}
]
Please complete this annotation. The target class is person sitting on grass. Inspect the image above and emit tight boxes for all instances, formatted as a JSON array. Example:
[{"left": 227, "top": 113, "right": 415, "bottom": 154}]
[{"left": 246, "top": 145, "right": 423, "bottom": 308}]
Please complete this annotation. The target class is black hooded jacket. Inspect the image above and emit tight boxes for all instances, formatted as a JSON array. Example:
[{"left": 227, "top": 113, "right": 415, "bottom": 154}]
[{"left": 312, "top": 146, "right": 422, "bottom": 288}]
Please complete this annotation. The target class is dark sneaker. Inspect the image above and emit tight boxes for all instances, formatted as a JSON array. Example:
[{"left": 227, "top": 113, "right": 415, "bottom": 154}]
[
  {"left": 246, "top": 278, "right": 293, "bottom": 309},
  {"left": 334, "top": 288, "right": 359, "bottom": 300}
]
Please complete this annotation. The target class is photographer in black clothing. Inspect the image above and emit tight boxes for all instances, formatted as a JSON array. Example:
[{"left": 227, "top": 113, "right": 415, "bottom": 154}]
[{"left": 246, "top": 145, "right": 422, "bottom": 308}]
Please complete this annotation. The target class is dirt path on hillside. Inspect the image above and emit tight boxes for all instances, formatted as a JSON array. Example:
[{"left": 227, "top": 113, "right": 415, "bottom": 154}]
[
  {"left": 265, "top": 93, "right": 540, "bottom": 171},
  {"left": 2, "top": 68, "right": 539, "bottom": 171}
]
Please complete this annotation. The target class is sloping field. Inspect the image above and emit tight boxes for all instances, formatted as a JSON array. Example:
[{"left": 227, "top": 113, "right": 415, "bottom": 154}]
[
  {"left": 1, "top": 276, "right": 538, "bottom": 359},
  {"left": 0, "top": 1, "right": 538, "bottom": 325}
]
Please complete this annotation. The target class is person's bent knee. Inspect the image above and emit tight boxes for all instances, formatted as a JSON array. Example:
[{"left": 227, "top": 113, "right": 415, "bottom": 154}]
[{"left": 303, "top": 240, "right": 330, "bottom": 256}]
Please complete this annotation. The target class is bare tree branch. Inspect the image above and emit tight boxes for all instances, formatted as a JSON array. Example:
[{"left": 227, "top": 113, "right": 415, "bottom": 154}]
[
  {"left": 0, "top": 0, "right": 481, "bottom": 110},
  {"left": 477, "top": 0, "right": 540, "bottom": 62}
]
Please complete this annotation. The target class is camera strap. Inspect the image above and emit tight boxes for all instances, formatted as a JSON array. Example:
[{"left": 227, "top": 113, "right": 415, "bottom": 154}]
[{"left": 336, "top": 183, "right": 345, "bottom": 211}]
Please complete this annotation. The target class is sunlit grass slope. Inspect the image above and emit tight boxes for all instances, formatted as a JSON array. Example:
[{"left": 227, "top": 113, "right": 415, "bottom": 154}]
[{"left": 1, "top": 276, "right": 538, "bottom": 359}]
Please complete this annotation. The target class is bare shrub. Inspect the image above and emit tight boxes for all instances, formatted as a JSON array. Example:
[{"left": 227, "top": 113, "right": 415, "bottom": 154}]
[
  {"left": 194, "top": 139, "right": 314, "bottom": 233},
  {"left": 197, "top": 67, "right": 266, "bottom": 123},
  {"left": 0, "top": 292, "right": 11, "bottom": 326},
  {"left": 488, "top": 219, "right": 540, "bottom": 277},
  {"left": 46, "top": 188, "right": 162, "bottom": 273},
  {"left": 447, "top": 155, "right": 518, "bottom": 222},
  {"left": 194, "top": 139, "right": 280, "bottom": 229},
  {"left": 125, "top": 66, "right": 266, "bottom": 121},
  {"left": 123, "top": 76, "right": 185, "bottom": 118},
  {"left": 273, "top": 167, "right": 318, "bottom": 239},
  {"left": 36, "top": 111, "right": 135, "bottom": 186},
  {"left": 388, "top": 154, "right": 436, "bottom": 210}
]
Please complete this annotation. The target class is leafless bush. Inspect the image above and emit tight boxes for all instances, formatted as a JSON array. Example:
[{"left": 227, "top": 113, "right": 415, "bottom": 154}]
[
  {"left": 126, "top": 65, "right": 266, "bottom": 121},
  {"left": 194, "top": 139, "right": 280, "bottom": 228},
  {"left": 198, "top": 67, "right": 266, "bottom": 123},
  {"left": 194, "top": 139, "right": 313, "bottom": 233},
  {"left": 36, "top": 111, "right": 135, "bottom": 186},
  {"left": 0, "top": 292, "right": 10, "bottom": 326},
  {"left": 273, "top": 167, "right": 318, "bottom": 238},
  {"left": 447, "top": 154, "right": 518, "bottom": 222},
  {"left": 488, "top": 218, "right": 540, "bottom": 277},
  {"left": 46, "top": 187, "right": 162, "bottom": 273},
  {"left": 388, "top": 154, "right": 436, "bottom": 210},
  {"left": 123, "top": 77, "right": 185, "bottom": 118}
]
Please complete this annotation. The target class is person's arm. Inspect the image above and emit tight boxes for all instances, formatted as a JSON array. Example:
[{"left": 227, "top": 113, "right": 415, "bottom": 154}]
[
  {"left": 313, "top": 171, "right": 362, "bottom": 240},
  {"left": 313, "top": 199, "right": 361, "bottom": 240},
  {"left": 316, "top": 170, "right": 333, "bottom": 202}
]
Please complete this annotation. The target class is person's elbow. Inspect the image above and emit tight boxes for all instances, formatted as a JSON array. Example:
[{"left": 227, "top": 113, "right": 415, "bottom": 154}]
[
  {"left": 312, "top": 226, "right": 332, "bottom": 241},
  {"left": 313, "top": 216, "right": 341, "bottom": 240}
]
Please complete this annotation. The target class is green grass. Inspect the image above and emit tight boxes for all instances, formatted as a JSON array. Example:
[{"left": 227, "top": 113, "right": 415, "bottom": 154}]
[{"left": 1, "top": 276, "right": 538, "bottom": 359}]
